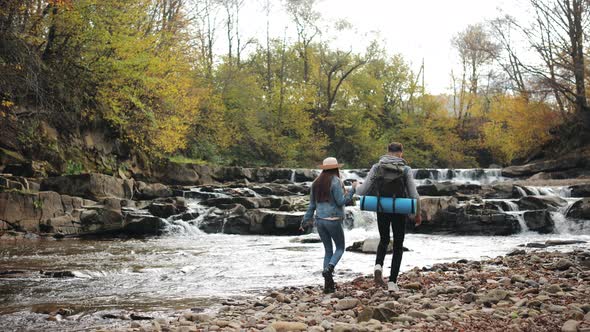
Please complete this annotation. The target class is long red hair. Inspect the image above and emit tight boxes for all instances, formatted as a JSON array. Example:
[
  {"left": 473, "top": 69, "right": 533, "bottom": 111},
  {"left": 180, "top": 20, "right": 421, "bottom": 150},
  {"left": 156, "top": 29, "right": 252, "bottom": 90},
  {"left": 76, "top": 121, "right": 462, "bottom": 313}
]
[{"left": 312, "top": 168, "right": 340, "bottom": 202}]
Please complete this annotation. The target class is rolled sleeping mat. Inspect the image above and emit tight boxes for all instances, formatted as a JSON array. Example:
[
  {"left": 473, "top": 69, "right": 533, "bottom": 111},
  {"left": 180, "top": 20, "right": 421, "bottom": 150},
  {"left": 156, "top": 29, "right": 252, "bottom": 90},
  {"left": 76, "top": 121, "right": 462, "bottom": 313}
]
[{"left": 359, "top": 196, "right": 416, "bottom": 214}]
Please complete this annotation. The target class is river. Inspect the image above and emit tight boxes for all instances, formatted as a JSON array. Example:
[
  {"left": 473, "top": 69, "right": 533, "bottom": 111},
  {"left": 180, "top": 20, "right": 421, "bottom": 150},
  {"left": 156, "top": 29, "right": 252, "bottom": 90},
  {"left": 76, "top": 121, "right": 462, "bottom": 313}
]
[{"left": 1, "top": 168, "right": 589, "bottom": 331}]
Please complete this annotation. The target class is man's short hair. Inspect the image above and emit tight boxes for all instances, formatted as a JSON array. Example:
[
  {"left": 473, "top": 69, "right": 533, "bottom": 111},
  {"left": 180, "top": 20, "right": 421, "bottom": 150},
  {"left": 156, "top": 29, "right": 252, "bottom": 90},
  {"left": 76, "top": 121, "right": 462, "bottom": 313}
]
[{"left": 388, "top": 142, "right": 403, "bottom": 153}]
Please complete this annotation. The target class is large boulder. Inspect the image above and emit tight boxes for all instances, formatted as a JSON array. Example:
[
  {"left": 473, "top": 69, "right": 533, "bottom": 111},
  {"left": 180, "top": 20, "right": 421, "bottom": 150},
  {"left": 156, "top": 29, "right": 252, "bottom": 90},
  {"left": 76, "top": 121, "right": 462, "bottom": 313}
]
[
  {"left": 150, "top": 161, "right": 216, "bottom": 185},
  {"left": 199, "top": 206, "right": 307, "bottom": 235},
  {"left": 415, "top": 206, "right": 520, "bottom": 235},
  {"left": 419, "top": 196, "right": 459, "bottom": 223},
  {"left": 345, "top": 238, "right": 409, "bottom": 254},
  {"left": 523, "top": 210, "right": 554, "bottom": 233},
  {"left": 570, "top": 184, "right": 590, "bottom": 198},
  {"left": 211, "top": 166, "right": 253, "bottom": 182},
  {"left": 134, "top": 181, "right": 173, "bottom": 200},
  {"left": 147, "top": 198, "right": 188, "bottom": 219},
  {"left": 484, "top": 183, "right": 515, "bottom": 199},
  {"left": 567, "top": 198, "right": 590, "bottom": 220},
  {"left": 203, "top": 197, "right": 283, "bottom": 209},
  {"left": 79, "top": 207, "right": 124, "bottom": 233},
  {"left": 41, "top": 173, "right": 134, "bottom": 201},
  {"left": 417, "top": 181, "right": 482, "bottom": 196},
  {"left": 251, "top": 168, "right": 293, "bottom": 183},
  {"left": 502, "top": 157, "right": 588, "bottom": 178},
  {"left": 293, "top": 169, "right": 319, "bottom": 182},
  {"left": 517, "top": 196, "right": 568, "bottom": 211},
  {"left": 123, "top": 214, "right": 166, "bottom": 236},
  {"left": 0, "top": 191, "right": 65, "bottom": 232}
]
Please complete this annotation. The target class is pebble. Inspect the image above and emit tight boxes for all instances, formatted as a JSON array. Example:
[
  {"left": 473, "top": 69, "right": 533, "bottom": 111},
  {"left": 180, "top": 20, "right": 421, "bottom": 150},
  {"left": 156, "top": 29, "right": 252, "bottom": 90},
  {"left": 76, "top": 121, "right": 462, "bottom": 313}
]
[
  {"left": 334, "top": 298, "right": 359, "bottom": 310},
  {"left": 118, "top": 250, "right": 590, "bottom": 332},
  {"left": 269, "top": 321, "right": 307, "bottom": 331},
  {"left": 403, "top": 282, "right": 421, "bottom": 290},
  {"left": 561, "top": 320, "right": 580, "bottom": 332},
  {"left": 555, "top": 259, "right": 574, "bottom": 271},
  {"left": 546, "top": 284, "right": 563, "bottom": 294}
]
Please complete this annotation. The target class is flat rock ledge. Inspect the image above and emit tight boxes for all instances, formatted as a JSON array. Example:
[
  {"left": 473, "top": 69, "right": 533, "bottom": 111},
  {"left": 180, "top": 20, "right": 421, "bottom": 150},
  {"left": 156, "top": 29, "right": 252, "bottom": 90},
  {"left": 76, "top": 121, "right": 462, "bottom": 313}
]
[{"left": 96, "top": 249, "right": 590, "bottom": 332}]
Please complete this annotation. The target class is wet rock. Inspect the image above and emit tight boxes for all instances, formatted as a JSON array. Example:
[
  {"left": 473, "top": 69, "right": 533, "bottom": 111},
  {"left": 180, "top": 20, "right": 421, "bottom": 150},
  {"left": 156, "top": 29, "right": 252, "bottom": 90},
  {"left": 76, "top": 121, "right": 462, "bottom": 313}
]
[
  {"left": 507, "top": 249, "right": 526, "bottom": 256},
  {"left": 418, "top": 196, "right": 459, "bottom": 223},
  {"left": 41, "top": 173, "right": 134, "bottom": 200},
  {"left": 123, "top": 215, "right": 165, "bottom": 236},
  {"left": 517, "top": 196, "right": 568, "bottom": 211},
  {"left": 417, "top": 182, "right": 482, "bottom": 196},
  {"left": 199, "top": 209, "right": 306, "bottom": 235},
  {"left": 570, "top": 184, "right": 590, "bottom": 197},
  {"left": 545, "top": 239, "right": 587, "bottom": 246},
  {"left": 345, "top": 238, "right": 409, "bottom": 254},
  {"left": 567, "top": 198, "right": 590, "bottom": 220},
  {"left": 204, "top": 197, "right": 276, "bottom": 209},
  {"left": 416, "top": 208, "right": 520, "bottom": 235},
  {"left": 172, "top": 211, "right": 200, "bottom": 222},
  {"left": 523, "top": 210, "right": 554, "bottom": 233},
  {"left": 130, "top": 313, "right": 152, "bottom": 320},
  {"left": 147, "top": 201, "right": 187, "bottom": 219},
  {"left": 80, "top": 207, "right": 124, "bottom": 233},
  {"left": 42, "top": 271, "right": 76, "bottom": 278}
]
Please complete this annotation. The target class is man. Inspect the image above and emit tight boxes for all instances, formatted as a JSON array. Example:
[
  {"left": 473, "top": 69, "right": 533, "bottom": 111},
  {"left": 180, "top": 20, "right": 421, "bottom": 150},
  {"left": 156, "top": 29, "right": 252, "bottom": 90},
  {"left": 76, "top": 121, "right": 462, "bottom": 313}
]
[{"left": 356, "top": 142, "right": 421, "bottom": 292}]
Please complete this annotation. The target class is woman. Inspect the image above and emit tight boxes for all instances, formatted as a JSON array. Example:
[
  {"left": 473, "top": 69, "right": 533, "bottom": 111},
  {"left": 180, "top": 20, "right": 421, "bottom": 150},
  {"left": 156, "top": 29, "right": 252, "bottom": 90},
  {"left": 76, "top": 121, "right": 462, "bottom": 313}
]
[{"left": 300, "top": 157, "right": 357, "bottom": 293}]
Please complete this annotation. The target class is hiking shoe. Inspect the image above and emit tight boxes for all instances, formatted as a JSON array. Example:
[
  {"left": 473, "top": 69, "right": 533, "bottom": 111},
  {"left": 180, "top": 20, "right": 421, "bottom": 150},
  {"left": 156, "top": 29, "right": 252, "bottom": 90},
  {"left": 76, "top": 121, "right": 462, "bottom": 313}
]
[
  {"left": 323, "top": 264, "right": 335, "bottom": 293},
  {"left": 388, "top": 281, "right": 399, "bottom": 292},
  {"left": 322, "top": 264, "right": 334, "bottom": 278},
  {"left": 374, "top": 265, "right": 387, "bottom": 288}
]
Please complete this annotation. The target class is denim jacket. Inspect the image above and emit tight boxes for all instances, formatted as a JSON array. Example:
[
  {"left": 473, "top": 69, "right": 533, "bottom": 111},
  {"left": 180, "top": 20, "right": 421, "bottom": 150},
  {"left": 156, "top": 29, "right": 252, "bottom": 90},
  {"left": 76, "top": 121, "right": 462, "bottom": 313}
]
[{"left": 301, "top": 175, "right": 355, "bottom": 227}]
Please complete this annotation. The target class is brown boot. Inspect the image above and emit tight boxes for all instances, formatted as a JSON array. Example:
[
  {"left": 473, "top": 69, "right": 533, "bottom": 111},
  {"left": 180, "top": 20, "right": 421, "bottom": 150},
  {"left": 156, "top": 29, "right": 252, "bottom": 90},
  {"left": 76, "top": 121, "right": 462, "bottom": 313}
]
[{"left": 374, "top": 265, "right": 387, "bottom": 288}]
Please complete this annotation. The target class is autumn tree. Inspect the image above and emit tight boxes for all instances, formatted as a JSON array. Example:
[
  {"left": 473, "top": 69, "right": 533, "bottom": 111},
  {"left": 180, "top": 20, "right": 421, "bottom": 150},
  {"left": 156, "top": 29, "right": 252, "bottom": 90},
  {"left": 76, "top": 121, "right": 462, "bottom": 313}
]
[{"left": 451, "top": 24, "right": 499, "bottom": 127}]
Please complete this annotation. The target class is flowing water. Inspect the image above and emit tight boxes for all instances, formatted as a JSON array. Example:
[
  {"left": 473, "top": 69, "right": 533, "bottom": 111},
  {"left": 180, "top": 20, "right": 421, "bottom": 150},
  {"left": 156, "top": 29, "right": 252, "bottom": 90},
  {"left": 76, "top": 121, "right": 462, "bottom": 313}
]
[{"left": 1, "top": 168, "right": 589, "bottom": 331}]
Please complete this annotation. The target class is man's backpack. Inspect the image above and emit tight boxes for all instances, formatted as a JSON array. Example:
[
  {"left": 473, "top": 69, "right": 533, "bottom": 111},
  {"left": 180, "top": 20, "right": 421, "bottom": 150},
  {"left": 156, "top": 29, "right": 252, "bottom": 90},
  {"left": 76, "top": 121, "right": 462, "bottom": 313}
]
[{"left": 371, "top": 161, "right": 408, "bottom": 198}]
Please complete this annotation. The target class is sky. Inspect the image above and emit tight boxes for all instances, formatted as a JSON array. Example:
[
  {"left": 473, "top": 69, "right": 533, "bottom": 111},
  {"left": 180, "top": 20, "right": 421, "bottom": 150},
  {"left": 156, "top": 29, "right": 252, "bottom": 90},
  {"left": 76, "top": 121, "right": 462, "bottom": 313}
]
[{"left": 232, "top": 0, "right": 531, "bottom": 95}]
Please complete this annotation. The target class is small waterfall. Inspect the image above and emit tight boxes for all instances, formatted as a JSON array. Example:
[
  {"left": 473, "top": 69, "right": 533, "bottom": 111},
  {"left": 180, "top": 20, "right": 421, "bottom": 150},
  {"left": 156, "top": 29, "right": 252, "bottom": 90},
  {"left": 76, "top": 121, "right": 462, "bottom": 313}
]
[
  {"left": 290, "top": 169, "right": 296, "bottom": 183},
  {"left": 412, "top": 168, "right": 505, "bottom": 184},
  {"left": 511, "top": 212, "right": 529, "bottom": 232},
  {"left": 515, "top": 186, "right": 528, "bottom": 197},
  {"left": 505, "top": 201, "right": 519, "bottom": 211},
  {"left": 526, "top": 186, "right": 541, "bottom": 196},
  {"left": 165, "top": 218, "right": 204, "bottom": 236},
  {"left": 340, "top": 170, "right": 365, "bottom": 182},
  {"left": 490, "top": 199, "right": 529, "bottom": 232},
  {"left": 347, "top": 205, "right": 377, "bottom": 230}
]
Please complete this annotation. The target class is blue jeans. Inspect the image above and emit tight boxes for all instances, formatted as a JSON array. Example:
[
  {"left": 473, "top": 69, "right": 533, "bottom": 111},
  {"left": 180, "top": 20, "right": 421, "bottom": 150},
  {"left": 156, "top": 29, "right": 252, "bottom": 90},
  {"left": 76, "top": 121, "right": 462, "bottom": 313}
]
[{"left": 316, "top": 218, "right": 345, "bottom": 269}]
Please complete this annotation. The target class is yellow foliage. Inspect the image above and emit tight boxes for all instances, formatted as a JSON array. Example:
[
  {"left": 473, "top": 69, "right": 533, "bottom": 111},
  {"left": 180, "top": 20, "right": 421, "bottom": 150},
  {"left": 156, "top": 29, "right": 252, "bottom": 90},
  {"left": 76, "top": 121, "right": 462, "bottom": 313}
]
[{"left": 482, "top": 96, "right": 560, "bottom": 164}]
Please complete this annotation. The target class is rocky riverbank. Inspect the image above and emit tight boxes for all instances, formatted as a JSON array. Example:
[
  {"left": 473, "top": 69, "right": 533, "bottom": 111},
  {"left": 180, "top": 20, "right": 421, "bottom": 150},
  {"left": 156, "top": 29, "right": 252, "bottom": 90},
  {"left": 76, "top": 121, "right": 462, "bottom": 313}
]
[
  {"left": 95, "top": 249, "right": 590, "bottom": 332},
  {"left": 1, "top": 151, "right": 590, "bottom": 239}
]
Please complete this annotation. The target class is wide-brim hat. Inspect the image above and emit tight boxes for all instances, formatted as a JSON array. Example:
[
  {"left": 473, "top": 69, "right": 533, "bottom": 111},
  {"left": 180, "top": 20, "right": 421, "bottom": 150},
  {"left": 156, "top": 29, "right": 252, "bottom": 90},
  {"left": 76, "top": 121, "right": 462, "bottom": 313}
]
[{"left": 318, "top": 157, "right": 344, "bottom": 170}]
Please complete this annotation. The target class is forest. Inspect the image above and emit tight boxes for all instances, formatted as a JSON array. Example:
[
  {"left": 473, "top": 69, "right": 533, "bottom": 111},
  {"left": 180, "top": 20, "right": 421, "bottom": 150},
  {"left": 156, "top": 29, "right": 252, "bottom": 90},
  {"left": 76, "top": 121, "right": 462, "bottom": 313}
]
[{"left": 1, "top": 0, "right": 589, "bottom": 170}]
